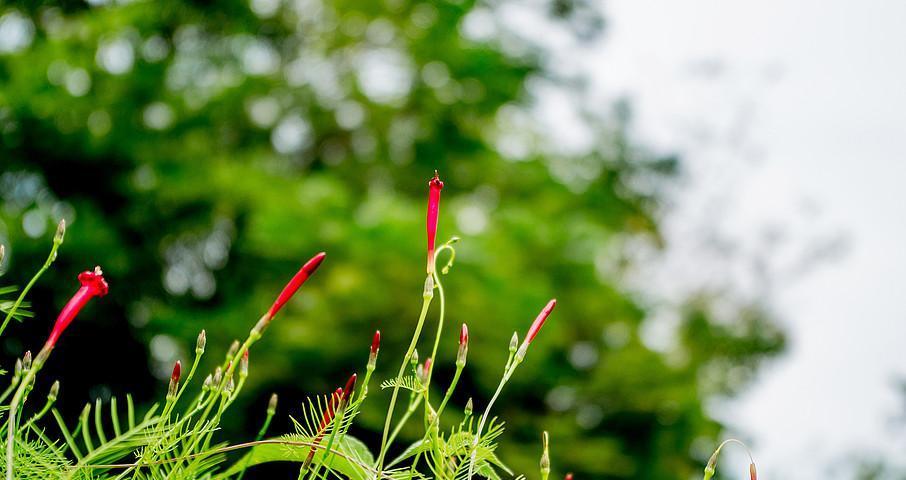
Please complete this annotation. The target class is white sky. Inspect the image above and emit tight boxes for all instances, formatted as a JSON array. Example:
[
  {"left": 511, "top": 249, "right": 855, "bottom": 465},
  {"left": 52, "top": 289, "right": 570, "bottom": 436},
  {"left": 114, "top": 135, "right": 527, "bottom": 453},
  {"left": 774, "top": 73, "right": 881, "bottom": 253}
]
[{"left": 579, "top": 0, "right": 906, "bottom": 477}]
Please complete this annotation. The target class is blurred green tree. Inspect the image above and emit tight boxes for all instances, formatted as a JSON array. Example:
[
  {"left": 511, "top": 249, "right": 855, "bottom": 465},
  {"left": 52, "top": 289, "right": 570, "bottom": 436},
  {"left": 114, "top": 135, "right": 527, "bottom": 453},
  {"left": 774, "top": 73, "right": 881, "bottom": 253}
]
[{"left": 0, "top": 0, "right": 783, "bottom": 478}]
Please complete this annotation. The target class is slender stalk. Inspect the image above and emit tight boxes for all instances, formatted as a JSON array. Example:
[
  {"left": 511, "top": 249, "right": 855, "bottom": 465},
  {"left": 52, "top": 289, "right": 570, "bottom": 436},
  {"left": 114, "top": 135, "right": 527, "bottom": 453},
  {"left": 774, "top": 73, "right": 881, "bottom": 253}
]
[
  {"left": 374, "top": 278, "right": 434, "bottom": 475},
  {"left": 6, "top": 345, "right": 50, "bottom": 480},
  {"left": 0, "top": 236, "right": 62, "bottom": 339},
  {"left": 466, "top": 359, "right": 520, "bottom": 480}
]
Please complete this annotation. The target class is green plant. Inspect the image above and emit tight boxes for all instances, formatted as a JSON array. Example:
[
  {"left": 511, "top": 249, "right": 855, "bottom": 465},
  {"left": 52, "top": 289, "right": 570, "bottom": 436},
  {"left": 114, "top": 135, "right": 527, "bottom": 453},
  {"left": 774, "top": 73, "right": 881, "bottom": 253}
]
[
  {"left": 0, "top": 173, "right": 559, "bottom": 480},
  {"left": 0, "top": 173, "right": 759, "bottom": 480}
]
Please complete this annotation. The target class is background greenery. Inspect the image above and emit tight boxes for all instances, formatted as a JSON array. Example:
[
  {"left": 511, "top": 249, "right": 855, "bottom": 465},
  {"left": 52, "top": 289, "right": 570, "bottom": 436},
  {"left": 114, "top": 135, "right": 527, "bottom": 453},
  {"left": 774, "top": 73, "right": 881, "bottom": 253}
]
[{"left": 0, "top": 0, "right": 784, "bottom": 478}]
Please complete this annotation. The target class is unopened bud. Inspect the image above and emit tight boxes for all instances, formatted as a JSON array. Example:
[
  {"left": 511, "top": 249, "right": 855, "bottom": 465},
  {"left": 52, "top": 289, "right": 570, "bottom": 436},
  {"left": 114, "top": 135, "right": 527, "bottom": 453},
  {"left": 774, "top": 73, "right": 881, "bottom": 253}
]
[
  {"left": 268, "top": 393, "right": 278, "bottom": 415},
  {"left": 420, "top": 358, "right": 432, "bottom": 384},
  {"left": 226, "top": 375, "right": 235, "bottom": 393},
  {"left": 240, "top": 351, "right": 249, "bottom": 378},
  {"left": 703, "top": 450, "right": 718, "bottom": 480},
  {"left": 368, "top": 330, "right": 380, "bottom": 369},
  {"left": 48, "top": 380, "right": 60, "bottom": 402},
  {"left": 54, "top": 219, "right": 66, "bottom": 244},
  {"left": 540, "top": 431, "right": 551, "bottom": 479},
  {"left": 464, "top": 398, "right": 473, "bottom": 417},
  {"left": 509, "top": 332, "right": 518, "bottom": 353},
  {"left": 750, "top": 463, "right": 757, "bottom": 480},
  {"left": 227, "top": 340, "right": 240, "bottom": 361},
  {"left": 427, "top": 408, "right": 437, "bottom": 425},
  {"left": 22, "top": 351, "right": 32, "bottom": 371},
  {"left": 13, "top": 359, "right": 22, "bottom": 379},
  {"left": 196, "top": 330, "right": 206, "bottom": 353},
  {"left": 0, "top": 245, "right": 5, "bottom": 265},
  {"left": 342, "top": 373, "right": 357, "bottom": 401},
  {"left": 411, "top": 349, "right": 419, "bottom": 368},
  {"left": 203, "top": 374, "right": 213, "bottom": 390},
  {"left": 213, "top": 367, "right": 223, "bottom": 385},
  {"left": 168, "top": 361, "right": 181, "bottom": 398},
  {"left": 423, "top": 275, "right": 434, "bottom": 299},
  {"left": 456, "top": 323, "right": 469, "bottom": 367}
]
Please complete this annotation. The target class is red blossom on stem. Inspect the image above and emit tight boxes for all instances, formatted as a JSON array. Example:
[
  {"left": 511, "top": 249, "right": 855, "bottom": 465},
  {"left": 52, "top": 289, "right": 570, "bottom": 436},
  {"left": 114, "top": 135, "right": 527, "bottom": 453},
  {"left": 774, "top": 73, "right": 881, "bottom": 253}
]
[
  {"left": 426, "top": 171, "right": 444, "bottom": 274},
  {"left": 565, "top": 474, "right": 573, "bottom": 480},
  {"left": 371, "top": 330, "right": 381, "bottom": 355},
  {"left": 171, "top": 361, "right": 181, "bottom": 383},
  {"left": 516, "top": 299, "right": 557, "bottom": 360},
  {"left": 368, "top": 330, "right": 380, "bottom": 368},
  {"left": 526, "top": 299, "right": 556, "bottom": 344},
  {"left": 45, "top": 267, "right": 109, "bottom": 348},
  {"left": 457, "top": 323, "right": 469, "bottom": 367},
  {"left": 264, "top": 252, "right": 326, "bottom": 323},
  {"left": 168, "top": 361, "right": 181, "bottom": 397}
]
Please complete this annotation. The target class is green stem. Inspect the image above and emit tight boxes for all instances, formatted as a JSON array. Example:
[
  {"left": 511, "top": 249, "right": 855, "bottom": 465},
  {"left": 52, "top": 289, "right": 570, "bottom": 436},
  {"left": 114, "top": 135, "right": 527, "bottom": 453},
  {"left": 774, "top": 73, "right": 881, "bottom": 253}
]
[
  {"left": 6, "top": 346, "right": 49, "bottom": 480},
  {"left": 374, "top": 281, "right": 434, "bottom": 475},
  {"left": 0, "top": 239, "right": 61, "bottom": 339},
  {"left": 466, "top": 359, "right": 520, "bottom": 480}
]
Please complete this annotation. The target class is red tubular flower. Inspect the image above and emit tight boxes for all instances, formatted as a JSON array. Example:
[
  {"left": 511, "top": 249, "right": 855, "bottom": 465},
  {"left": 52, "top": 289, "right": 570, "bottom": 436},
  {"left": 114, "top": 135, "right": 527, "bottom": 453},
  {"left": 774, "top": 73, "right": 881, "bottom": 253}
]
[
  {"left": 526, "top": 299, "right": 557, "bottom": 344},
  {"left": 426, "top": 171, "right": 444, "bottom": 274},
  {"left": 45, "top": 267, "right": 109, "bottom": 348},
  {"left": 516, "top": 299, "right": 556, "bottom": 360},
  {"left": 264, "top": 252, "right": 326, "bottom": 323}
]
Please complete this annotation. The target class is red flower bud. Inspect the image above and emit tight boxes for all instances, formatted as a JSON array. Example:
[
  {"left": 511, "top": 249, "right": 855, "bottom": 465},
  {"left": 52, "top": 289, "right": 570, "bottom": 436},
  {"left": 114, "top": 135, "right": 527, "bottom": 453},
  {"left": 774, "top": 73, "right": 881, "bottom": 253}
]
[
  {"left": 565, "top": 474, "right": 573, "bottom": 480},
  {"left": 456, "top": 323, "right": 469, "bottom": 367},
  {"left": 342, "top": 373, "right": 357, "bottom": 401},
  {"left": 423, "top": 357, "right": 432, "bottom": 374},
  {"left": 426, "top": 171, "right": 444, "bottom": 274},
  {"left": 371, "top": 330, "right": 381, "bottom": 355},
  {"left": 46, "top": 267, "right": 109, "bottom": 348},
  {"left": 517, "top": 299, "right": 556, "bottom": 360},
  {"left": 526, "top": 299, "right": 556, "bottom": 344},
  {"left": 265, "top": 252, "right": 326, "bottom": 322},
  {"left": 171, "top": 361, "right": 182, "bottom": 382},
  {"left": 750, "top": 463, "right": 757, "bottom": 480},
  {"left": 168, "top": 360, "right": 181, "bottom": 398}
]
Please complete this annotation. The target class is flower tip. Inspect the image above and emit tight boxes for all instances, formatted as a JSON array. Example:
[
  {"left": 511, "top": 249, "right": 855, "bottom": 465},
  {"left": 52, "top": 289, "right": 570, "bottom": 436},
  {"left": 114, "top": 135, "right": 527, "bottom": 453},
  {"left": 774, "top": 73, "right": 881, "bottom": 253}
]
[
  {"left": 429, "top": 170, "right": 444, "bottom": 190},
  {"left": 49, "top": 380, "right": 60, "bottom": 400},
  {"left": 268, "top": 392, "right": 279, "bottom": 414},
  {"left": 264, "top": 251, "right": 327, "bottom": 322},
  {"left": 54, "top": 219, "right": 66, "bottom": 243},
  {"left": 171, "top": 361, "right": 182, "bottom": 382},
  {"left": 195, "top": 330, "right": 206, "bottom": 353},
  {"left": 526, "top": 298, "right": 557, "bottom": 344},
  {"left": 78, "top": 267, "right": 109, "bottom": 297},
  {"left": 371, "top": 330, "right": 381, "bottom": 354}
]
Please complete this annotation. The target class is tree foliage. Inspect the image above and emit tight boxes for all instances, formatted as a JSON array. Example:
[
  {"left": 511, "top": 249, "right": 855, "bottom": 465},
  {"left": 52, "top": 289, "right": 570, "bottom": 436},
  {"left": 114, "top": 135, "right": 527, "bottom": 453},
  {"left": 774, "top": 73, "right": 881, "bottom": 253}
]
[{"left": 0, "top": 0, "right": 784, "bottom": 477}]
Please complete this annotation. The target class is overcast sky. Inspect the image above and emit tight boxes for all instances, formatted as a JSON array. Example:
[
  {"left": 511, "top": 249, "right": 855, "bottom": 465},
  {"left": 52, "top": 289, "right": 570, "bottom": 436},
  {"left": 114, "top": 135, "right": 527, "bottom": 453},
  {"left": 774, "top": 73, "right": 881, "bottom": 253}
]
[{"left": 577, "top": 0, "right": 906, "bottom": 477}]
